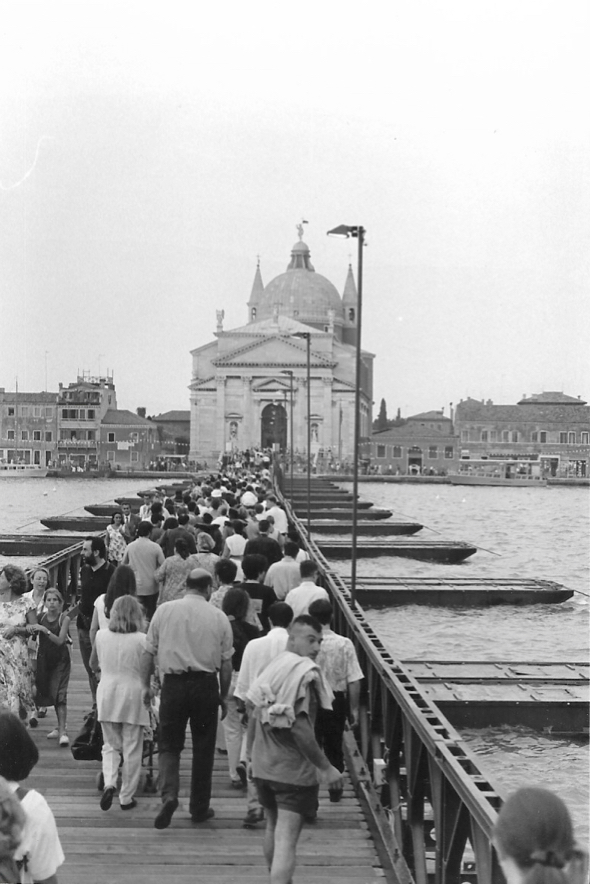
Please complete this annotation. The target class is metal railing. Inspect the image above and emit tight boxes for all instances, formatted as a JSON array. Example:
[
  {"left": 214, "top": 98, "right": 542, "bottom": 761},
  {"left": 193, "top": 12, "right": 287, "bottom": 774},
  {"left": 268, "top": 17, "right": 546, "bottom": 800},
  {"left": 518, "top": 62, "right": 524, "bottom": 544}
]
[{"left": 276, "top": 466, "right": 505, "bottom": 884}]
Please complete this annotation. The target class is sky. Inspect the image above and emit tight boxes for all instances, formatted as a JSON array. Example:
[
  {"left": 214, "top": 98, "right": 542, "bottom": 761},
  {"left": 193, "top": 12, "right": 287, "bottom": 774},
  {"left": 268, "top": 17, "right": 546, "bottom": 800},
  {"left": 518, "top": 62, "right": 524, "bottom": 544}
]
[{"left": 0, "top": 1, "right": 588, "bottom": 419}]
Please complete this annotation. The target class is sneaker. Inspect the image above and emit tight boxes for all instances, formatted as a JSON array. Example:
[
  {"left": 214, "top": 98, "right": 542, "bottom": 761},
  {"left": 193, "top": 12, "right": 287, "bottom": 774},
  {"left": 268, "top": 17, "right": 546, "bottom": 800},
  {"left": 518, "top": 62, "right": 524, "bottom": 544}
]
[
  {"left": 100, "top": 787, "right": 115, "bottom": 812},
  {"left": 37, "top": 707, "right": 47, "bottom": 719},
  {"left": 59, "top": 734, "right": 70, "bottom": 747},
  {"left": 231, "top": 778, "right": 245, "bottom": 789},
  {"left": 29, "top": 715, "right": 38, "bottom": 729},
  {"left": 242, "top": 810, "right": 264, "bottom": 828},
  {"left": 47, "top": 729, "right": 59, "bottom": 739},
  {"left": 235, "top": 761, "right": 248, "bottom": 788},
  {"left": 154, "top": 798, "right": 179, "bottom": 830}
]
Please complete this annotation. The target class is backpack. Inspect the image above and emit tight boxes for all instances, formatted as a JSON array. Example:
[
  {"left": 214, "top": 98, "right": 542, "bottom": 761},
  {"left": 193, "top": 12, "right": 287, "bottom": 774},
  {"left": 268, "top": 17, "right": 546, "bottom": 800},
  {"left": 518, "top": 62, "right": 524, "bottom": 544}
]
[
  {"left": 71, "top": 708, "right": 103, "bottom": 761},
  {"left": 0, "top": 783, "right": 29, "bottom": 884}
]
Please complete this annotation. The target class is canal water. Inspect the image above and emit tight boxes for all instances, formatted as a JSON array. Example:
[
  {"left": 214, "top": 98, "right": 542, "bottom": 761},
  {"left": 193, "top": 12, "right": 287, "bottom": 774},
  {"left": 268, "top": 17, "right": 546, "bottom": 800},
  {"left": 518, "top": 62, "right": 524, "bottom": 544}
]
[
  {"left": 333, "top": 481, "right": 589, "bottom": 841},
  {"left": 1, "top": 477, "right": 588, "bottom": 839}
]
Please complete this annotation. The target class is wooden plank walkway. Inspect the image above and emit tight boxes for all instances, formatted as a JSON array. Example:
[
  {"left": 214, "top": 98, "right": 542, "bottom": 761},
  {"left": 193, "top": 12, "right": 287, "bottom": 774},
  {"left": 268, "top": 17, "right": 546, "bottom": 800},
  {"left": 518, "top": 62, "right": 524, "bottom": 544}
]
[{"left": 27, "top": 646, "right": 390, "bottom": 884}]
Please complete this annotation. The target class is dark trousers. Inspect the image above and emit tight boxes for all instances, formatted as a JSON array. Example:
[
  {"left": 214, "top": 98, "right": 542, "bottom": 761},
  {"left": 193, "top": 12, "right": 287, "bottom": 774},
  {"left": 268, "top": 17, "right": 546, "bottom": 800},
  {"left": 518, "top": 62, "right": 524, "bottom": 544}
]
[
  {"left": 158, "top": 672, "right": 219, "bottom": 817},
  {"left": 77, "top": 627, "right": 97, "bottom": 703},
  {"left": 138, "top": 594, "right": 157, "bottom": 621},
  {"left": 314, "top": 691, "right": 347, "bottom": 772}
]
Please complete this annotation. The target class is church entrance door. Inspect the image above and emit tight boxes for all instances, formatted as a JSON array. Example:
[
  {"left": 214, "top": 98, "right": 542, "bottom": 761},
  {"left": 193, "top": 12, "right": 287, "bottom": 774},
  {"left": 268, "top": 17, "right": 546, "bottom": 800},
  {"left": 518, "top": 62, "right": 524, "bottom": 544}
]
[{"left": 261, "top": 403, "right": 287, "bottom": 450}]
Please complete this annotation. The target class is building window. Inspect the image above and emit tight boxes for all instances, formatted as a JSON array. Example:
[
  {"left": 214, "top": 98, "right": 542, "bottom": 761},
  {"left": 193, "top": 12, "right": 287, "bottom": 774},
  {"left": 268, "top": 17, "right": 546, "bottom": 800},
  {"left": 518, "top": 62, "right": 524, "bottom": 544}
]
[
  {"left": 88, "top": 409, "right": 95, "bottom": 419},
  {"left": 7, "top": 407, "right": 15, "bottom": 416},
  {"left": 539, "top": 431, "right": 547, "bottom": 443},
  {"left": 481, "top": 431, "right": 488, "bottom": 442},
  {"left": 79, "top": 409, "right": 86, "bottom": 420},
  {"left": 393, "top": 445, "right": 402, "bottom": 458},
  {"left": 582, "top": 432, "right": 589, "bottom": 444},
  {"left": 490, "top": 430, "right": 497, "bottom": 442},
  {"left": 445, "top": 446, "right": 454, "bottom": 459},
  {"left": 251, "top": 308, "right": 257, "bottom": 321},
  {"left": 45, "top": 432, "right": 52, "bottom": 442},
  {"left": 502, "top": 431, "right": 509, "bottom": 442},
  {"left": 348, "top": 308, "right": 355, "bottom": 322},
  {"left": 34, "top": 450, "right": 41, "bottom": 465},
  {"left": 108, "top": 432, "right": 115, "bottom": 443},
  {"left": 559, "top": 432, "right": 567, "bottom": 444},
  {"left": 461, "top": 430, "right": 469, "bottom": 442},
  {"left": 377, "top": 445, "right": 386, "bottom": 458},
  {"left": 34, "top": 407, "right": 41, "bottom": 418},
  {"left": 428, "top": 446, "right": 438, "bottom": 459},
  {"left": 87, "top": 430, "right": 95, "bottom": 441},
  {"left": 512, "top": 431, "right": 519, "bottom": 443},
  {"left": 19, "top": 406, "right": 28, "bottom": 417},
  {"left": 131, "top": 451, "right": 139, "bottom": 462},
  {"left": 532, "top": 432, "right": 539, "bottom": 442},
  {"left": 21, "top": 430, "right": 28, "bottom": 441},
  {"left": 7, "top": 430, "right": 14, "bottom": 440},
  {"left": 568, "top": 432, "right": 575, "bottom": 444},
  {"left": 33, "top": 431, "right": 41, "bottom": 441},
  {"left": 107, "top": 450, "right": 115, "bottom": 461},
  {"left": 130, "top": 432, "right": 139, "bottom": 443},
  {"left": 45, "top": 407, "right": 53, "bottom": 419}
]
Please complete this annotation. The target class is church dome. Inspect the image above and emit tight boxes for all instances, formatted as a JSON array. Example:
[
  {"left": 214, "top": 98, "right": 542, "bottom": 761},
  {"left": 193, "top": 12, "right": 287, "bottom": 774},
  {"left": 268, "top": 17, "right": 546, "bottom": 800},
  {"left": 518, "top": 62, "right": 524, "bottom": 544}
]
[{"left": 254, "top": 239, "right": 343, "bottom": 324}]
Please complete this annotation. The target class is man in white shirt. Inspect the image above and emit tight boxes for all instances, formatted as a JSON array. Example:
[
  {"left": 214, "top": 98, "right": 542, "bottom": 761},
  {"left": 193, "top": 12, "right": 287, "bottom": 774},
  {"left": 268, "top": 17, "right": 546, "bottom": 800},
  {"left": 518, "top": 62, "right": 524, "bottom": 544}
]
[
  {"left": 241, "top": 486, "right": 258, "bottom": 507},
  {"left": 284, "top": 561, "right": 329, "bottom": 619},
  {"left": 234, "top": 601, "right": 293, "bottom": 827},
  {"left": 265, "top": 541, "right": 302, "bottom": 600},
  {"left": 122, "top": 521, "right": 165, "bottom": 621},
  {"left": 264, "top": 496, "right": 289, "bottom": 535}
]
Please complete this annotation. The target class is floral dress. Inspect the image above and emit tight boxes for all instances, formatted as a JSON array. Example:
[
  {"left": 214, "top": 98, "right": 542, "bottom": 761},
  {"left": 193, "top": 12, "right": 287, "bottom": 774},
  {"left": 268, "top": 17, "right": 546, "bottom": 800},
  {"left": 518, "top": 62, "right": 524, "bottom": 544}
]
[
  {"left": 106, "top": 524, "right": 127, "bottom": 565},
  {"left": 0, "top": 596, "right": 36, "bottom": 718}
]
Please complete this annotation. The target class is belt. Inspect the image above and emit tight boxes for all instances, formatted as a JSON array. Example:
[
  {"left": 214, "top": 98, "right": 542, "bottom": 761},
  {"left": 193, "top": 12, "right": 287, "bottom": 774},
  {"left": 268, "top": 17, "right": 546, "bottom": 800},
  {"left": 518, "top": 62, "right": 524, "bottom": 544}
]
[{"left": 164, "top": 670, "right": 216, "bottom": 679}]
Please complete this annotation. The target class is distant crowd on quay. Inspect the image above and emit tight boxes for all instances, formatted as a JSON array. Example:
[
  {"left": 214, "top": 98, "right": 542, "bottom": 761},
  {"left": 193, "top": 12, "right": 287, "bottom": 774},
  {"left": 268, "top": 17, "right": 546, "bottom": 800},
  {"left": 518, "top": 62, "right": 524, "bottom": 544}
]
[{"left": 0, "top": 449, "right": 588, "bottom": 883}]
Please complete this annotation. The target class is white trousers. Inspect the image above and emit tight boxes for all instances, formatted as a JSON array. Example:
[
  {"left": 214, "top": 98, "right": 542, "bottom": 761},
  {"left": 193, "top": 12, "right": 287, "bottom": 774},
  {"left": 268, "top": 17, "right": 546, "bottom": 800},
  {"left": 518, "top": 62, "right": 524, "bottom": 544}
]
[{"left": 101, "top": 721, "right": 144, "bottom": 805}]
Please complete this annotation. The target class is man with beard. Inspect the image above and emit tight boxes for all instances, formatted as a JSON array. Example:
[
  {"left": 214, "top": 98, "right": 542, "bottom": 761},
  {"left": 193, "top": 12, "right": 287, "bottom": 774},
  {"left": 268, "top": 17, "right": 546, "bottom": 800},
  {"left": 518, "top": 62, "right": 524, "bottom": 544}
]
[{"left": 77, "top": 537, "right": 115, "bottom": 703}]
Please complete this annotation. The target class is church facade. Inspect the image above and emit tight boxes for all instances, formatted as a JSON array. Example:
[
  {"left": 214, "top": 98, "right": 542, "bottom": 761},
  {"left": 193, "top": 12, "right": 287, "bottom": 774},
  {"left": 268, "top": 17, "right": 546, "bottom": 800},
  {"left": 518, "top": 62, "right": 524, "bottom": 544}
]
[{"left": 189, "top": 231, "right": 374, "bottom": 462}]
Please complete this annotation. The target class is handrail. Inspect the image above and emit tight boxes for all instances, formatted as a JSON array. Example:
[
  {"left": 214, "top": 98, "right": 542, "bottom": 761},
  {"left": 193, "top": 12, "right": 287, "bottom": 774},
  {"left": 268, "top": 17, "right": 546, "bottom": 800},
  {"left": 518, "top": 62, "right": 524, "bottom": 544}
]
[{"left": 276, "top": 469, "right": 505, "bottom": 884}]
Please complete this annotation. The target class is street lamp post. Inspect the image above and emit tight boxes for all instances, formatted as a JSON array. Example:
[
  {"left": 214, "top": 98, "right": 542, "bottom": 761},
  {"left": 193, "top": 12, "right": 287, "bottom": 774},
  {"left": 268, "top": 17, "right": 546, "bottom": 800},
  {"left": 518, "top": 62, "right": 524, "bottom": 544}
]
[
  {"left": 293, "top": 332, "right": 312, "bottom": 538},
  {"left": 327, "top": 224, "right": 365, "bottom": 607},
  {"left": 280, "top": 369, "right": 295, "bottom": 492}
]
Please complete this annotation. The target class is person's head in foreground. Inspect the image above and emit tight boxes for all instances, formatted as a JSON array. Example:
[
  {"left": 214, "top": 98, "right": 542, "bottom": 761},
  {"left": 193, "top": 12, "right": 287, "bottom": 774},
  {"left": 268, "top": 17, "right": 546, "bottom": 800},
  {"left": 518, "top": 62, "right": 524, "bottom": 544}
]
[
  {"left": 286, "top": 615, "right": 322, "bottom": 661},
  {"left": 493, "top": 787, "right": 588, "bottom": 884}
]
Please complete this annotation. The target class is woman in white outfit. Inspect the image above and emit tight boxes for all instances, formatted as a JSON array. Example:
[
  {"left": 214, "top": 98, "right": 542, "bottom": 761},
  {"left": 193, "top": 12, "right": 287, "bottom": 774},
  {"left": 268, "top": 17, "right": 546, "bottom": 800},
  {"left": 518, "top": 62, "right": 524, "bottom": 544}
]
[{"left": 90, "top": 596, "right": 149, "bottom": 811}]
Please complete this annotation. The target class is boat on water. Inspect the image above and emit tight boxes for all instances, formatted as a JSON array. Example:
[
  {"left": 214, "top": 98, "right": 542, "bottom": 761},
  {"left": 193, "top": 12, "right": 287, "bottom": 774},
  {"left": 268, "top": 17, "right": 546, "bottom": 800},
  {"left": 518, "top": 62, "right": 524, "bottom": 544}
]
[
  {"left": 449, "top": 458, "right": 547, "bottom": 487},
  {"left": 0, "top": 463, "right": 48, "bottom": 478}
]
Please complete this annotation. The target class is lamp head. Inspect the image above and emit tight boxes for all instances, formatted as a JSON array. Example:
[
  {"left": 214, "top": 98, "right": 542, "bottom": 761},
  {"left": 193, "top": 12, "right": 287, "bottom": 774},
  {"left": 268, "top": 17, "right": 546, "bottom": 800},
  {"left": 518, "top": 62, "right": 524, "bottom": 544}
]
[{"left": 327, "top": 224, "right": 364, "bottom": 239}]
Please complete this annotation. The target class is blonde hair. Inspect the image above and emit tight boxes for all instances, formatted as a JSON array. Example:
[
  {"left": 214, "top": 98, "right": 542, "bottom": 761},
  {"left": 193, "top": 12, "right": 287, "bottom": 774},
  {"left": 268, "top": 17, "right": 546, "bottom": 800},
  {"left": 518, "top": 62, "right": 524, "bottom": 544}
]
[{"left": 108, "top": 595, "right": 145, "bottom": 634}]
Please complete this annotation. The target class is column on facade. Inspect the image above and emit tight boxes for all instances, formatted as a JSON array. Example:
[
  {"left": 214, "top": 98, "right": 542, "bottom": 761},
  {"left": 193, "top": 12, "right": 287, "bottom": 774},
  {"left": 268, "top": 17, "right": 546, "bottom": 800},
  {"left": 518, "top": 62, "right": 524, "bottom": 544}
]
[
  {"left": 241, "top": 377, "right": 252, "bottom": 450},
  {"left": 322, "top": 377, "right": 333, "bottom": 453},
  {"left": 215, "top": 376, "right": 226, "bottom": 453}
]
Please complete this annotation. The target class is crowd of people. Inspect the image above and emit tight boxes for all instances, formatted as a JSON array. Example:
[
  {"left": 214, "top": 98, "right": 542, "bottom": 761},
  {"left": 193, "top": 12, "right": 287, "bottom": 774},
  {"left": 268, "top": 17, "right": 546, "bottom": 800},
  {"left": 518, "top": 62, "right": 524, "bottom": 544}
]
[{"left": 0, "top": 466, "right": 587, "bottom": 883}]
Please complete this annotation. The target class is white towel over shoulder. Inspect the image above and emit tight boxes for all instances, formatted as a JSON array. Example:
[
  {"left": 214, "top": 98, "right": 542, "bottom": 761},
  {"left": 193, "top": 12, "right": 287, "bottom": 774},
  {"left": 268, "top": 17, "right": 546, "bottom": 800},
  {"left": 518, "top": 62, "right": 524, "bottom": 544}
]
[{"left": 247, "top": 650, "right": 334, "bottom": 728}]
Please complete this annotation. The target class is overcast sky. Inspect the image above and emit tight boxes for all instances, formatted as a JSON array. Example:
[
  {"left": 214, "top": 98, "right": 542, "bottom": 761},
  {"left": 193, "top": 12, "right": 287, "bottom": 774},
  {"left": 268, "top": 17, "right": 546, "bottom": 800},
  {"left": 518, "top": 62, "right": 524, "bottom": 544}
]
[{"left": 1, "top": 1, "right": 588, "bottom": 418}]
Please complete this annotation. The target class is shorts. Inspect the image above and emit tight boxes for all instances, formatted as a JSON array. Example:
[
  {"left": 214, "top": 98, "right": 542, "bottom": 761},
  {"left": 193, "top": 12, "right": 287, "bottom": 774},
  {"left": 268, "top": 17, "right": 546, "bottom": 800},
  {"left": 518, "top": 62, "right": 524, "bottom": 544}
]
[{"left": 254, "top": 778, "right": 319, "bottom": 818}]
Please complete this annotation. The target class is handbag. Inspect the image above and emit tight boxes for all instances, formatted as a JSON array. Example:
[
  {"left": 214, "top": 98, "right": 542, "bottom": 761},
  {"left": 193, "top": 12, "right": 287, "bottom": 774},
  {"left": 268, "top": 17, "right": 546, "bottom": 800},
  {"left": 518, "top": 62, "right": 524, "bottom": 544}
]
[{"left": 71, "top": 708, "right": 103, "bottom": 761}]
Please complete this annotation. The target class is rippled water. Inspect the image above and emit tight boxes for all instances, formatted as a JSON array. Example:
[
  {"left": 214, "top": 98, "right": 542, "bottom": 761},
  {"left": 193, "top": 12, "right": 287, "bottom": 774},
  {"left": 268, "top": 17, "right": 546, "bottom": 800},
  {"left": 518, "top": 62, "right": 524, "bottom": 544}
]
[{"left": 334, "top": 481, "right": 589, "bottom": 840}]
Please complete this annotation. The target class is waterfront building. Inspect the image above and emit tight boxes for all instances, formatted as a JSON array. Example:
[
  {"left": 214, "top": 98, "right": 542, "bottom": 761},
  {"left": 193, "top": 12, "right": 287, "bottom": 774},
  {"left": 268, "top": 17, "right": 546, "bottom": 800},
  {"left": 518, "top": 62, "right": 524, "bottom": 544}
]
[
  {"left": 0, "top": 389, "right": 59, "bottom": 466},
  {"left": 189, "top": 229, "right": 374, "bottom": 462},
  {"left": 370, "top": 410, "right": 459, "bottom": 474},
  {"left": 57, "top": 374, "right": 117, "bottom": 469},
  {"left": 454, "top": 392, "right": 590, "bottom": 478},
  {"left": 149, "top": 410, "right": 190, "bottom": 459},
  {"left": 100, "top": 409, "right": 158, "bottom": 470}
]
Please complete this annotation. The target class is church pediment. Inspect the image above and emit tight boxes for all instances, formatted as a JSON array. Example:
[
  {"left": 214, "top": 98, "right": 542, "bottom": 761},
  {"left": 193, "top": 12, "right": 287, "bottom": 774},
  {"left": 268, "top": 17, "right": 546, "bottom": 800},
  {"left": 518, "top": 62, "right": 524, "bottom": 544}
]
[
  {"left": 251, "top": 377, "right": 293, "bottom": 393},
  {"left": 212, "top": 336, "right": 335, "bottom": 369}
]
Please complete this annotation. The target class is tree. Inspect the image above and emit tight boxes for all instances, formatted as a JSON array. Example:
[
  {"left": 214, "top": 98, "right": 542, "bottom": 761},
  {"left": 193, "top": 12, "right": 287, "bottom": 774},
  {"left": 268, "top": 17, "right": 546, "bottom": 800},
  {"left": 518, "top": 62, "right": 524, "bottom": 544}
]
[{"left": 375, "top": 398, "right": 388, "bottom": 432}]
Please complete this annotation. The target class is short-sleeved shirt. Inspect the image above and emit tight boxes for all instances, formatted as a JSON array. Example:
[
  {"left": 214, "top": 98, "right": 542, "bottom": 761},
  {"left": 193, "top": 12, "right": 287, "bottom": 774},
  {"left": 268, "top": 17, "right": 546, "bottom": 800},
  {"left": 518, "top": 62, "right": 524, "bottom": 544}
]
[
  {"left": 284, "top": 583, "right": 329, "bottom": 619},
  {"left": 8, "top": 784, "right": 65, "bottom": 883},
  {"left": 237, "top": 581, "right": 277, "bottom": 633},
  {"left": 251, "top": 685, "right": 319, "bottom": 786},
  {"left": 264, "top": 558, "right": 301, "bottom": 600},
  {"left": 316, "top": 627, "right": 363, "bottom": 693},
  {"left": 145, "top": 593, "right": 233, "bottom": 674},
  {"left": 123, "top": 537, "right": 165, "bottom": 597}
]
